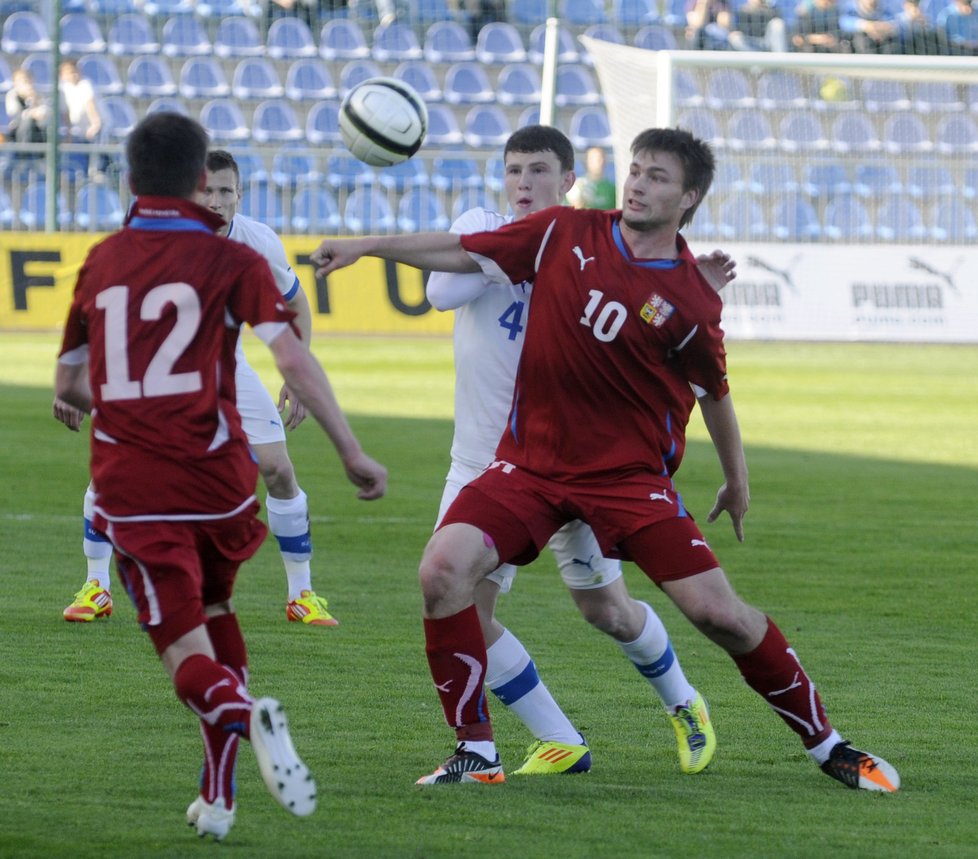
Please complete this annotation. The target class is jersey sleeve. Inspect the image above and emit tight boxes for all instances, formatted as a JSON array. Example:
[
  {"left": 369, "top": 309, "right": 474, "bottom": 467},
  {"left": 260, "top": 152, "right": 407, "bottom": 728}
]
[
  {"left": 459, "top": 206, "right": 561, "bottom": 287},
  {"left": 58, "top": 255, "right": 93, "bottom": 361},
  {"left": 225, "top": 246, "right": 298, "bottom": 336},
  {"left": 427, "top": 207, "right": 495, "bottom": 311},
  {"left": 258, "top": 224, "right": 300, "bottom": 301}
]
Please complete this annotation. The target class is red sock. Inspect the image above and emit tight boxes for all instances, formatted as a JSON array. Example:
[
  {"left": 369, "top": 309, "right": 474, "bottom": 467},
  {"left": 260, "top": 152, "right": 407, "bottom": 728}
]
[
  {"left": 424, "top": 605, "right": 493, "bottom": 742},
  {"left": 731, "top": 618, "right": 833, "bottom": 748},
  {"left": 207, "top": 613, "right": 248, "bottom": 686},
  {"left": 174, "top": 653, "right": 253, "bottom": 736}
]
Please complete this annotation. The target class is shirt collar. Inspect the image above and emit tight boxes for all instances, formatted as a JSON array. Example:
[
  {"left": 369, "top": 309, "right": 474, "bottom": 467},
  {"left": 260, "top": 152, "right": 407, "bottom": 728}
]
[{"left": 126, "top": 196, "right": 225, "bottom": 233}]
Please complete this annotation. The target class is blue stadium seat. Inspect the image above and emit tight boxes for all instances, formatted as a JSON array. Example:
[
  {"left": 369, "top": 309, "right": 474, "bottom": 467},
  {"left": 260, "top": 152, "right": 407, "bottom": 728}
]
[
  {"left": 339, "top": 59, "right": 383, "bottom": 96},
  {"left": 326, "top": 154, "right": 375, "bottom": 190},
  {"left": 484, "top": 156, "right": 505, "bottom": 192},
  {"left": 144, "top": 0, "right": 195, "bottom": 14},
  {"left": 431, "top": 157, "right": 484, "bottom": 192},
  {"left": 1, "top": 11, "right": 51, "bottom": 53},
  {"left": 305, "top": 101, "right": 342, "bottom": 145},
  {"left": 161, "top": 16, "right": 211, "bottom": 57},
  {"left": 126, "top": 55, "right": 177, "bottom": 98},
  {"left": 633, "top": 24, "right": 679, "bottom": 50},
  {"left": 757, "top": 71, "right": 809, "bottom": 110},
  {"left": 859, "top": 79, "right": 911, "bottom": 113},
  {"left": 0, "top": 186, "right": 13, "bottom": 229},
  {"left": 59, "top": 13, "right": 106, "bottom": 55},
  {"left": 371, "top": 22, "right": 423, "bottom": 62},
  {"left": 823, "top": 194, "right": 873, "bottom": 241},
  {"left": 612, "top": 0, "right": 660, "bottom": 27},
  {"left": 107, "top": 14, "right": 159, "bottom": 56},
  {"left": 802, "top": 162, "right": 852, "bottom": 199},
  {"left": 78, "top": 55, "right": 124, "bottom": 96},
  {"left": 771, "top": 194, "right": 821, "bottom": 241},
  {"left": 100, "top": 95, "right": 138, "bottom": 140},
  {"left": 232, "top": 58, "right": 284, "bottom": 100},
  {"left": 905, "top": 164, "right": 957, "bottom": 199},
  {"left": 778, "top": 111, "right": 829, "bottom": 153},
  {"left": 147, "top": 96, "right": 189, "bottom": 116},
  {"left": 397, "top": 188, "right": 449, "bottom": 232},
  {"left": 271, "top": 146, "right": 321, "bottom": 189},
  {"left": 75, "top": 182, "right": 124, "bottom": 231},
  {"left": 852, "top": 163, "right": 903, "bottom": 198},
  {"left": 214, "top": 16, "right": 264, "bottom": 58},
  {"left": 463, "top": 105, "right": 512, "bottom": 148},
  {"left": 443, "top": 62, "right": 494, "bottom": 105},
  {"left": 725, "top": 109, "right": 776, "bottom": 151},
  {"left": 747, "top": 162, "right": 799, "bottom": 197},
  {"left": 196, "top": 0, "right": 250, "bottom": 16},
  {"left": 912, "top": 81, "right": 965, "bottom": 114},
  {"left": 320, "top": 19, "right": 370, "bottom": 61},
  {"left": 344, "top": 188, "right": 395, "bottom": 233},
  {"left": 267, "top": 17, "right": 317, "bottom": 59},
  {"left": 582, "top": 23, "right": 626, "bottom": 49},
  {"left": 554, "top": 65, "right": 601, "bottom": 107},
  {"left": 875, "top": 197, "right": 927, "bottom": 242},
  {"left": 674, "top": 69, "right": 705, "bottom": 109},
  {"left": 497, "top": 64, "right": 542, "bottom": 106},
  {"left": 683, "top": 201, "right": 719, "bottom": 241},
  {"left": 228, "top": 146, "right": 268, "bottom": 183},
  {"left": 518, "top": 105, "right": 542, "bottom": 129},
  {"left": 451, "top": 187, "right": 490, "bottom": 220},
  {"left": 285, "top": 59, "right": 337, "bottom": 101},
  {"left": 510, "top": 0, "right": 549, "bottom": 25},
  {"left": 830, "top": 113, "right": 882, "bottom": 154},
  {"left": 252, "top": 100, "right": 303, "bottom": 144},
  {"left": 291, "top": 185, "right": 342, "bottom": 233},
  {"left": 930, "top": 198, "right": 978, "bottom": 242},
  {"left": 423, "top": 21, "right": 475, "bottom": 64},
  {"left": 239, "top": 180, "right": 285, "bottom": 230},
  {"left": 713, "top": 161, "right": 745, "bottom": 195},
  {"left": 675, "top": 109, "right": 724, "bottom": 148},
  {"left": 376, "top": 157, "right": 430, "bottom": 192},
  {"left": 0, "top": 55, "right": 11, "bottom": 94},
  {"left": 475, "top": 22, "right": 527, "bottom": 64},
  {"left": 962, "top": 167, "right": 978, "bottom": 200},
  {"left": 705, "top": 68, "right": 756, "bottom": 110},
  {"left": 179, "top": 58, "right": 230, "bottom": 99},
  {"left": 19, "top": 178, "right": 70, "bottom": 230},
  {"left": 199, "top": 98, "right": 250, "bottom": 142},
  {"left": 21, "top": 53, "right": 53, "bottom": 92},
  {"left": 393, "top": 61, "right": 442, "bottom": 102},
  {"left": 528, "top": 24, "right": 581, "bottom": 64},
  {"left": 934, "top": 115, "right": 978, "bottom": 154},
  {"left": 881, "top": 115, "right": 932, "bottom": 157},
  {"left": 569, "top": 106, "right": 613, "bottom": 149},
  {"left": 425, "top": 104, "right": 464, "bottom": 147},
  {"left": 562, "top": 0, "right": 608, "bottom": 25},
  {"left": 716, "top": 196, "right": 768, "bottom": 240}
]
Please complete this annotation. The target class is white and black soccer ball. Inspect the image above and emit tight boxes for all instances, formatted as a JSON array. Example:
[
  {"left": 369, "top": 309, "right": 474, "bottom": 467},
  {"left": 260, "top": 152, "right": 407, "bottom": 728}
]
[{"left": 338, "top": 77, "right": 428, "bottom": 167}]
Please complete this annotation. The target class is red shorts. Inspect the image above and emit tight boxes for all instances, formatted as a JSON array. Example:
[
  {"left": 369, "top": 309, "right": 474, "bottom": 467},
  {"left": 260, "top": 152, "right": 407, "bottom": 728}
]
[
  {"left": 103, "top": 505, "right": 266, "bottom": 653},
  {"left": 439, "top": 465, "right": 719, "bottom": 584}
]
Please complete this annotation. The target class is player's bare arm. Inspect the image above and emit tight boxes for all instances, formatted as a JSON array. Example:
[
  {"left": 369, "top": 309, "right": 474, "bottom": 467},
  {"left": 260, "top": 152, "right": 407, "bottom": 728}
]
[
  {"left": 268, "top": 328, "right": 388, "bottom": 501},
  {"left": 695, "top": 250, "right": 737, "bottom": 293},
  {"left": 277, "top": 287, "right": 313, "bottom": 431},
  {"left": 54, "top": 360, "right": 92, "bottom": 417},
  {"left": 311, "top": 233, "right": 479, "bottom": 278},
  {"left": 697, "top": 392, "right": 750, "bottom": 542},
  {"left": 52, "top": 395, "right": 87, "bottom": 431}
]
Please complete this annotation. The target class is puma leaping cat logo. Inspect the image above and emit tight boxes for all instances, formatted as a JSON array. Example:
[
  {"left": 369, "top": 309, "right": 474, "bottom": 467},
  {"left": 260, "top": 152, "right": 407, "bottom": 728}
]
[{"left": 572, "top": 246, "right": 595, "bottom": 271}]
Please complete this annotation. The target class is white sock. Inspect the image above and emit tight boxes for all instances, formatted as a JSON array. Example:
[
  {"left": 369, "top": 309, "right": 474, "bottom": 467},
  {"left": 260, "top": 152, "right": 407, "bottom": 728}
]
[
  {"left": 458, "top": 740, "right": 498, "bottom": 762},
  {"left": 618, "top": 602, "right": 696, "bottom": 710},
  {"left": 265, "top": 490, "right": 313, "bottom": 599},
  {"left": 485, "top": 629, "right": 580, "bottom": 744},
  {"left": 807, "top": 730, "right": 843, "bottom": 765},
  {"left": 83, "top": 486, "right": 112, "bottom": 589}
]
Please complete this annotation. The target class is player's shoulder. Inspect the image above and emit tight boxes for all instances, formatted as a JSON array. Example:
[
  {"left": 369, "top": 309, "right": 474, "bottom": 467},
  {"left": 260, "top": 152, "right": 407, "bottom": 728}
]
[
  {"left": 228, "top": 213, "right": 282, "bottom": 251},
  {"left": 451, "top": 206, "right": 511, "bottom": 236}
]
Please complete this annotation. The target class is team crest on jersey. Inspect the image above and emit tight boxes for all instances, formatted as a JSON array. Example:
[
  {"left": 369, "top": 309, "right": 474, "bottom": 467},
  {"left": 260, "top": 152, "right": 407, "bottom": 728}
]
[{"left": 641, "top": 293, "right": 675, "bottom": 328}]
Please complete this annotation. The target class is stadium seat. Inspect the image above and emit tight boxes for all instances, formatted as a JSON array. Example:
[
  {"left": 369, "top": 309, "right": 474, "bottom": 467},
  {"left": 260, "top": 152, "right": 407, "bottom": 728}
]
[
  {"left": 562, "top": 0, "right": 608, "bottom": 25},
  {"left": 555, "top": 65, "right": 601, "bottom": 107},
  {"left": 99, "top": 95, "right": 138, "bottom": 140},
  {"left": 518, "top": 105, "right": 543, "bottom": 129},
  {"left": 74, "top": 182, "right": 124, "bottom": 231},
  {"left": 962, "top": 167, "right": 978, "bottom": 200},
  {"left": 675, "top": 109, "right": 724, "bottom": 148},
  {"left": 179, "top": 58, "right": 230, "bottom": 99},
  {"left": 725, "top": 109, "right": 776, "bottom": 151},
  {"left": 423, "top": 21, "right": 475, "bottom": 64},
  {"left": 852, "top": 163, "right": 903, "bottom": 198},
  {"left": 239, "top": 180, "right": 285, "bottom": 230},
  {"left": 912, "top": 81, "right": 965, "bottom": 114},
  {"left": 305, "top": 101, "right": 342, "bottom": 145},
  {"left": 747, "top": 162, "right": 799, "bottom": 197},
  {"left": 161, "top": 16, "right": 211, "bottom": 57},
  {"left": 147, "top": 96, "right": 189, "bottom": 116},
  {"left": 339, "top": 59, "right": 383, "bottom": 95},
  {"left": 674, "top": 69, "right": 705, "bottom": 109},
  {"left": 830, "top": 113, "right": 882, "bottom": 154},
  {"left": 683, "top": 201, "right": 719, "bottom": 241},
  {"left": 319, "top": 19, "right": 370, "bottom": 61},
  {"left": 778, "top": 111, "right": 829, "bottom": 152},
  {"left": 582, "top": 23, "right": 626, "bottom": 47},
  {"left": 197, "top": 0, "right": 250, "bottom": 16},
  {"left": 509, "top": 0, "right": 549, "bottom": 26},
  {"left": 291, "top": 185, "right": 342, "bottom": 233},
  {"left": 771, "top": 193, "right": 821, "bottom": 241},
  {"left": 497, "top": 64, "right": 542, "bottom": 106},
  {"left": 757, "top": 71, "right": 809, "bottom": 110},
  {"left": 705, "top": 68, "right": 755, "bottom": 111},
  {"left": 90, "top": 0, "right": 142, "bottom": 13},
  {"left": 875, "top": 197, "right": 927, "bottom": 242},
  {"left": 59, "top": 13, "right": 106, "bottom": 55},
  {"left": 528, "top": 24, "right": 581, "bottom": 64},
  {"left": 126, "top": 55, "right": 177, "bottom": 98},
  {"left": 107, "top": 14, "right": 159, "bottom": 56},
  {"left": 0, "top": 186, "right": 14, "bottom": 229},
  {"left": 397, "top": 188, "right": 450, "bottom": 232},
  {"left": 475, "top": 22, "right": 527, "bottom": 64},
  {"left": 78, "top": 55, "right": 124, "bottom": 96},
  {"left": 199, "top": 98, "right": 250, "bottom": 142},
  {"left": 229, "top": 146, "right": 268, "bottom": 183},
  {"left": 252, "top": 99, "right": 303, "bottom": 144},
  {"left": 285, "top": 59, "right": 337, "bottom": 102},
  {"left": 713, "top": 161, "right": 745, "bottom": 195},
  {"left": 802, "top": 162, "right": 852, "bottom": 199},
  {"left": 21, "top": 53, "right": 53, "bottom": 92},
  {"left": 271, "top": 146, "right": 321, "bottom": 189},
  {"left": 431, "top": 157, "right": 484, "bottom": 193},
  {"left": 144, "top": 0, "right": 195, "bottom": 14},
  {"left": 715, "top": 196, "right": 767, "bottom": 240},
  {"left": 633, "top": 24, "right": 678, "bottom": 50},
  {"left": 326, "top": 154, "right": 375, "bottom": 191},
  {"left": 425, "top": 104, "right": 465, "bottom": 147},
  {"left": 393, "top": 61, "right": 442, "bottom": 102},
  {"left": 930, "top": 198, "right": 978, "bottom": 242},
  {"left": 19, "top": 178, "right": 70, "bottom": 229},
  {"left": 232, "top": 58, "right": 284, "bottom": 100},
  {"left": 612, "top": 0, "right": 660, "bottom": 26},
  {"left": 371, "top": 22, "right": 423, "bottom": 62},
  {"left": 859, "top": 79, "right": 911, "bottom": 113},
  {"left": 823, "top": 194, "right": 873, "bottom": 241},
  {"left": 569, "top": 106, "right": 613, "bottom": 149},
  {"left": 376, "top": 157, "right": 429, "bottom": 192},
  {"left": 450, "top": 187, "right": 491, "bottom": 220},
  {"left": 267, "top": 17, "right": 317, "bottom": 59},
  {"left": 1, "top": 11, "right": 51, "bottom": 53},
  {"left": 483, "top": 156, "right": 505, "bottom": 192},
  {"left": 881, "top": 114, "right": 932, "bottom": 154},
  {"left": 214, "top": 16, "right": 264, "bottom": 58},
  {"left": 934, "top": 115, "right": 978, "bottom": 154},
  {"left": 443, "top": 62, "right": 494, "bottom": 105},
  {"left": 463, "top": 105, "right": 512, "bottom": 148},
  {"left": 344, "top": 188, "right": 395, "bottom": 233},
  {"left": 0, "top": 55, "right": 11, "bottom": 92},
  {"left": 905, "top": 164, "right": 956, "bottom": 198}
]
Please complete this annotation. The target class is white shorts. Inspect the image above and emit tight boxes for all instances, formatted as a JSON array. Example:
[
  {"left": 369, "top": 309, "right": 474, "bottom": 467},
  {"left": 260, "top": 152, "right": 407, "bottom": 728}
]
[
  {"left": 235, "top": 360, "right": 286, "bottom": 447},
  {"left": 435, "top": 460, "right": 622, "bottom": 593}
]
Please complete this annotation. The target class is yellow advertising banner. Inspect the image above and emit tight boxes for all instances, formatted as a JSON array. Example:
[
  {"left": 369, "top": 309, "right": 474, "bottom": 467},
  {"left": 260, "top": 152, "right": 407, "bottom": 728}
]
[{"left": 0, "top": 232, "right": 453, "bottom": 335}]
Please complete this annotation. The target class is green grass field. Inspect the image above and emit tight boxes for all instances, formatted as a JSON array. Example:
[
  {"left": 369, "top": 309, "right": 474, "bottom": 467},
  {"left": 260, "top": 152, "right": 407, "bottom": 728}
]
[{"left": 1, "top": 333, "right": 976, "bottom": 858}]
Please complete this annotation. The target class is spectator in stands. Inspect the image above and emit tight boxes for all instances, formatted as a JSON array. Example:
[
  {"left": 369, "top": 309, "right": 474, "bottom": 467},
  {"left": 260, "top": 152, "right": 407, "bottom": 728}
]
[
  {"left": 5, "top": 67, "right": 49, "bottom": 145},
  {"left": 686, "top": 0, "right": 734, "bottom": 48},
  {"left": 792, "top": 0, "right": 848, "bottom": 51},
  {"left": 728, "top": 0, "right": 789, "bottom": 49},
  {"left": 450, "top": 0, "right": 506, "bottom": 41},
  {"left": 59, "top": 60, "right": 102, "bottom": 144},
  {"left": 841, "top": 0, "right": 901, "bottom": 52},
  {"left": 567, "top": 147, "right": 616, "bottom": 210},
  {"left": 897, "top": 0, "right": 942, "bottom": 52},
  {"left": 936, "top": 0, "right": 978, "bottom": 54}
]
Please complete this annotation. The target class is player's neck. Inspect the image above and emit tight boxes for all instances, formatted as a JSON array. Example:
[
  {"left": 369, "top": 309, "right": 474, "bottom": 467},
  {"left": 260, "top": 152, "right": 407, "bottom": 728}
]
[{"left": 617, "top": 220, "right": 680, "bottom": 261}]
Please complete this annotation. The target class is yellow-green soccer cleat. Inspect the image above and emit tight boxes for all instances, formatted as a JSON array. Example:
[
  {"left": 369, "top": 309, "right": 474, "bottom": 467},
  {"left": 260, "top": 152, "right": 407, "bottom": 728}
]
[
  {"left": 63, "top": 580, "right": 113, "bottom": 622},
  {"left": 513, "top": 736, "right": 592, "bottom": 775},
  {"left": 286, "top": 590, "right": 338, "bottom": 626},
  {"left": 669, "top": 693, "right": 716, "bottom": 774}
]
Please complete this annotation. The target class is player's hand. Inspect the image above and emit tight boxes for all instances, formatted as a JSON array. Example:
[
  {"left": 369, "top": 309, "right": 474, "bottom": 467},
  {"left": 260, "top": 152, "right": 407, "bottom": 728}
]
[
  {"left": 695, "top": 250, "right": 737, "bottom": 294},
  {"left": 706, "top": 479, "right": 750, "bottom": 542},
  {"left": 342, "top": 451, "right": 388, "bottom": 501},
  {"left": 277, "top": 384, "right": 307, "bottom": 430},
  {"left": 310, "top": 239, "right": 364, "bottom": 278},
  {"left": 53, "top": 396, "right": 86, "bottom": 431}
]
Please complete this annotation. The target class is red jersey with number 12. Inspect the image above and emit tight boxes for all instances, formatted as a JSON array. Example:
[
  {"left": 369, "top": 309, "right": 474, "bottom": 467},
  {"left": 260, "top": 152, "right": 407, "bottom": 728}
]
[
  {"left": 58, "top": 197, "right": 297, "bottom": 521},
  {"left": 460, "top": 206, "right": 729, "bottom": 482}
]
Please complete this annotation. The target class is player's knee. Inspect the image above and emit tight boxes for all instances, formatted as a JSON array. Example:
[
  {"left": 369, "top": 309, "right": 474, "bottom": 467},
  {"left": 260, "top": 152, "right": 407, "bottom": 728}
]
[
  {"left": 686, "top": 600, "right": 759, "bottom": 651},
  {"left": 259, "top": 458, "right": 297, "bottom": 497}
]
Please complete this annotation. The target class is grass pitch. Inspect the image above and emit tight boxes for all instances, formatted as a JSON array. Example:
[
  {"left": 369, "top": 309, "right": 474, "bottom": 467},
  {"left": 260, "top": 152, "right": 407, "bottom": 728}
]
[{"left": 1, "top": 334, "right": 976, "bottom": 858}]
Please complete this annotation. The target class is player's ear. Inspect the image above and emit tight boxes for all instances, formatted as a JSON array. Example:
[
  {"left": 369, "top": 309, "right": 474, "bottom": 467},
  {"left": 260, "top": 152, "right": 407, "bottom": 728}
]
[{"left": 561, "top": 170, "right": 576, "bottom": 196}]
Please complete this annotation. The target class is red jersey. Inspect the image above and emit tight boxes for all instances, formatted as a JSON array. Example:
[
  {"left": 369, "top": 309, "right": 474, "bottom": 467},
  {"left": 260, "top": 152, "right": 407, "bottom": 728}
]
[
  {"left": 460, "top": 207, "right": 728, "bottom": 482},
  {"left": 58, "top": 197, "right": 297, "bottom": 521}
]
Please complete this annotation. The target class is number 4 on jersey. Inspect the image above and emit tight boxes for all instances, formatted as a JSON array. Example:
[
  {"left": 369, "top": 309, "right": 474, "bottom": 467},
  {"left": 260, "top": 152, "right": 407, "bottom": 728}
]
[{"left": 498, "top": 299, "right": 525, "bottom": 341}]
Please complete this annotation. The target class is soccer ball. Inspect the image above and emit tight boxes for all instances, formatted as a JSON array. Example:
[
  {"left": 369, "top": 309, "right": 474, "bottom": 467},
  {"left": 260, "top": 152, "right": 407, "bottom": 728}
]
[{"left": 338, "top": 77, "right": 428, "bottom": 167}]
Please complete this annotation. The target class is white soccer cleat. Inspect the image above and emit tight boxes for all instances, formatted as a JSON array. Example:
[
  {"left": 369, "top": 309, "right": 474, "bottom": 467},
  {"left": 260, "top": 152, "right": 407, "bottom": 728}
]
[
  {"left": 250, "top": 697, "right": 317, "bottom": 816},
  {"left": 186, "top": 795, "right": 235, "bottom": 841}
]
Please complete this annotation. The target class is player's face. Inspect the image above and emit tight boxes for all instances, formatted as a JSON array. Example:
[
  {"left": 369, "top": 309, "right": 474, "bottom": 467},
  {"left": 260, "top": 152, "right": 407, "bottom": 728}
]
[
  {"left": 197, "top": 167, "right": 241, "bottom": 236},
  {"left": 504, "top": 150, "right": 575, "bottom": 220},
  {"left": 620, "top": 149, "right": 697, "bottom": 234}
]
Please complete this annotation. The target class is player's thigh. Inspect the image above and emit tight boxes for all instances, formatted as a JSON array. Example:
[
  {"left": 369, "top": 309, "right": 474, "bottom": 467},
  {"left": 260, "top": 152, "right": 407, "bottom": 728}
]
[
  {"left": 236, "top": 362, "right": 286, "bottom": 446},
  {"left": 547, "top": 519, "right": 623, "bottom": 589}
]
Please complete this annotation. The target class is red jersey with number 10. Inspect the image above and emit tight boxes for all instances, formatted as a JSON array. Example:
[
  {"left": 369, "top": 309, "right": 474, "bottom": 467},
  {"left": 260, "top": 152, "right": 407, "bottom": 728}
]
[
  {"left": 58, "top": 197, "right": 297, "bottom": 521},
  {"left": 460, "top": 206, "right": 729, "bottom": 482}
]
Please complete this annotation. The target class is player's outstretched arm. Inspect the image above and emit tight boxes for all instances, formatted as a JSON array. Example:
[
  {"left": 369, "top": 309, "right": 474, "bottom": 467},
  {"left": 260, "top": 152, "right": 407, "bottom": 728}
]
[
  {"left": 695, "top": 250, "right": 737, "bottom": 294},
  {"left": 697, "top": 392, "right": 750, "bottom": 542},
  {"left": 311, "top": 233, "right": 480, "bottom": 279},
  {"left": 268, "top": 328, "right": 388, "bottom": 501}
]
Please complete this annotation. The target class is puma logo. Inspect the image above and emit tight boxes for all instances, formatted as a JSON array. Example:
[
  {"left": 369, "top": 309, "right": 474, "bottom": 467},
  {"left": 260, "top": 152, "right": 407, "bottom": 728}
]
[
  {"left": 691, "top": 539, "right": 709, "bottom": 548},
  {"left": 649, "top": 490, "right": 671, "bottom": 504},
  {"left": 572, "top": 246, "right": 595, "bottom": 271}
]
